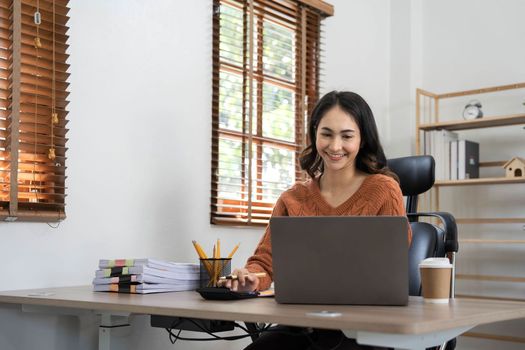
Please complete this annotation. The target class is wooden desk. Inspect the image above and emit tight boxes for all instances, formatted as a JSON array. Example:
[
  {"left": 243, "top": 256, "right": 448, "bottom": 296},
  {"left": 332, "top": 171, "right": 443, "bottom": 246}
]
[{"left": 1, "top": 285, "right": 525, "bottom": 350}]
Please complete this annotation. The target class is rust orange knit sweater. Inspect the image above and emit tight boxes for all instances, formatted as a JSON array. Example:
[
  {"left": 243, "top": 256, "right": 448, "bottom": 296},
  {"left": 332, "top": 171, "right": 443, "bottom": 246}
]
[{"left": 245, "top": 173, "right": 412, "bottom": 291}]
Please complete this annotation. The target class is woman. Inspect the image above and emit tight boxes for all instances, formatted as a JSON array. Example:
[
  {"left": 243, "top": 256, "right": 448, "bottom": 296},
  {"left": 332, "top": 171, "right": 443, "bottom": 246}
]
[{"left": 224, "top": 91, "right": 411, "bottom": 349}]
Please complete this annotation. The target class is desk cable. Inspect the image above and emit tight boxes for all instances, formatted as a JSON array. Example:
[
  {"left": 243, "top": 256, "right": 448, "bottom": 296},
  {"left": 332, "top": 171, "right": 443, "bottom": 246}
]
[{"left": 164, "top": 317, "right": 346, "bottom": 350}]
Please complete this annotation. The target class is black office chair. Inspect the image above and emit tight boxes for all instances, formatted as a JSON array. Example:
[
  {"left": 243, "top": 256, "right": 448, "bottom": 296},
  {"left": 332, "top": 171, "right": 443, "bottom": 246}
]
[{"left": 387, "top": 155, "right": 458, "bottom": 350}]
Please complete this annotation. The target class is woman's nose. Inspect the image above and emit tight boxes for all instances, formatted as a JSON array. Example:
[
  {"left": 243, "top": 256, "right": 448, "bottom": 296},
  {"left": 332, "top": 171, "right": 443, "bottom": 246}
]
[{"left": 328, "top": 137, "right": 342, "bottom": 150}]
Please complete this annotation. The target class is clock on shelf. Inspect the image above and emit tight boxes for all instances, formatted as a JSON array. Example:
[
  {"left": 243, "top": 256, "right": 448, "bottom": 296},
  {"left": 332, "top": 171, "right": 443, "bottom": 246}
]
[{"left": 463, "top": 100, "right": 483, "bottom": 120}]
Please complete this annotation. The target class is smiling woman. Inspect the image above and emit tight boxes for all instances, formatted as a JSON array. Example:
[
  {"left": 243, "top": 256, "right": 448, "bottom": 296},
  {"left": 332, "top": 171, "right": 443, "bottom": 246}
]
[{"left": 222, "top": 90, "right": 411, "bottom": 350}]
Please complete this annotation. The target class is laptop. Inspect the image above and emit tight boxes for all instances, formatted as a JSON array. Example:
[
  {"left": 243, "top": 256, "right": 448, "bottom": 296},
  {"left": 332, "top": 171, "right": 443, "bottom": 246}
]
[{"left": 270, "top": 216, "right": 409, "bottom": 306}]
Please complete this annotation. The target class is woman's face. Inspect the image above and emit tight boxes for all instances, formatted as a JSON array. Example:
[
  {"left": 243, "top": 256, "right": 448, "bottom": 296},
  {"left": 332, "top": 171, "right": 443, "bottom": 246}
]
[{"left": 315, "top": 105, "right": 361, "bottom": 174}]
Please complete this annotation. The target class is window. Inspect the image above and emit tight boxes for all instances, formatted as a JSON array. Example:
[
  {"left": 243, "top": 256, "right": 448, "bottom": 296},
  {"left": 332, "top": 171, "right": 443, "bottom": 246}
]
[
  {"left": 0, "top": 0, "right": 69, "bottom": 222},
  {"left": 211, "top": 0, "right": 333, "bottom": 226}
]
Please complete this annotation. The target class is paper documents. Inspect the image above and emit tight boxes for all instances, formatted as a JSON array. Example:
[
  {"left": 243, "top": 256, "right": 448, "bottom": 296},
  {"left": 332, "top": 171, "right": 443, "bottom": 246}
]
[{"left": 93, "top": 258, "right": 200, "bottom": 294}]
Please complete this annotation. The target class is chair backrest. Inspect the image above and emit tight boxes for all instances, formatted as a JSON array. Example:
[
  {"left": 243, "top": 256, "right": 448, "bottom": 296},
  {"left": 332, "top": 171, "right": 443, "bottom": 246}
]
[
  {"left": 387, "top": 155, "right": 456, "bottom": 296},
  {"left": 387, "top": 155, "right": 434, "bottom": 214}
]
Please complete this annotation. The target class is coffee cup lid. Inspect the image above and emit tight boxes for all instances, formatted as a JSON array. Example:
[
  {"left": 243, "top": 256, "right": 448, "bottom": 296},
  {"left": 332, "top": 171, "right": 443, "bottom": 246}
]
[{"left": 419, "top": 257, "right": 452, "bottom": 268}]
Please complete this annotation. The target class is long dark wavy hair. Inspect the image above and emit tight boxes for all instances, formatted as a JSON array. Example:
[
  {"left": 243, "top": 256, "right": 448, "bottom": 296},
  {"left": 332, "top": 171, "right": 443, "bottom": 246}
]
[{"left": 299, "top": 91, "right": 398, "bottom": 181}]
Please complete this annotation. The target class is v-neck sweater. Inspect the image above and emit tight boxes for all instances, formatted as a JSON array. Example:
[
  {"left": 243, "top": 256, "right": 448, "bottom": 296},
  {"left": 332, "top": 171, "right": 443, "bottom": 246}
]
[{"left": 245, "top": 173, "right": 412, "bottom": 291}]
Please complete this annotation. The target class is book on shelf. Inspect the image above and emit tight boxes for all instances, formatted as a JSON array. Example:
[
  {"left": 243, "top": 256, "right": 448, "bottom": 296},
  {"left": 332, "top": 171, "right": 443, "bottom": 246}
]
[
  {"left": 95, "top": 265, "right": 200, "bottom": 280},
  {"left": 427, "top": 130, "right": 458, "bottom": 180},
  {"left": 450, "top": 140, "right": 458, "bottom": 180},
  {"left": 93, "top": 282, "right": 199, "bottom": 294},
  {"left": 458, "top": 140, "right": 479, "bottom": 179}
]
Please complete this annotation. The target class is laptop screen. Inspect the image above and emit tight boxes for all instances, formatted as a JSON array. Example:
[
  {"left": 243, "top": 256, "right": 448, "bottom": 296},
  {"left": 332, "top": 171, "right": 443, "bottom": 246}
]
[{"left": 270, "top": 216, "right": 409, "bottom": 305}]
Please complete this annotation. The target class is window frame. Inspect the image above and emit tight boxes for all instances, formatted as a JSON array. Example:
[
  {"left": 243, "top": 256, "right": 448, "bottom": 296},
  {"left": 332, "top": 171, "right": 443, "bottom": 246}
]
[
  {"left": 211, "top": 0, "right": 332, "bottom": 226},
  {"left": 0, "top": 0, "right": 69, "bottom": 222}
]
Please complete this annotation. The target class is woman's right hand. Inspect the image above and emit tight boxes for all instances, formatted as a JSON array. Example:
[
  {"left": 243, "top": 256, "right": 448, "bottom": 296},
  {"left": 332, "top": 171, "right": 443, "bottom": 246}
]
[{"left": 218, "top": 268, "right": 260, "bottom": 292}]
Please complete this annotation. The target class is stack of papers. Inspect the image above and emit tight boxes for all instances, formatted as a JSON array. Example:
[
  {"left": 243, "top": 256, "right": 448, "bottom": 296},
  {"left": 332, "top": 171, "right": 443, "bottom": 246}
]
[{"left": 92, "top": 258, "right": 200, "bottom": 294}]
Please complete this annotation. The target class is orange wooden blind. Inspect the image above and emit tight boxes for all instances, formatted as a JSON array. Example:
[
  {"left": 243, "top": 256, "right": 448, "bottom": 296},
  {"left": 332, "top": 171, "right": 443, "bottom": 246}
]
[
  {"left": 211, "top": 0, "right": 331, "bottom": 226},
  {"left": 0, "top": 0, "right": 69, "bottom": 222}
]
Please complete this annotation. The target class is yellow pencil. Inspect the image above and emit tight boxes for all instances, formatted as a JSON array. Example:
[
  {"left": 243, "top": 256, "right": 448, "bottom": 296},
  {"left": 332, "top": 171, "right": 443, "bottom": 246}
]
[
  {"left": 216, "top": 239, "right": 221, "bottom": 258},
  {"left": 192, "top": 240, "right": 209, "bottom": 259},
  {"left": 192, "top": 240, "right": 212, "bottom": 276},
  {"left": 191, "top": 240, "right": 201, "bottom": 258},
  {"left": 211, "top": 244, "right": 217, "bottom": 286},
  {"left": 227, "top": 243, "right": 240, "bottom": 259}
]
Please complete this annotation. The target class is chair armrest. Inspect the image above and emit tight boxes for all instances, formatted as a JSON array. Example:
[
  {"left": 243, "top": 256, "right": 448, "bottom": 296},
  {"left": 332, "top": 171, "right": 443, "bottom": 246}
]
[{"left": 407, "top": 212, "right": 458, "bottom": 253}]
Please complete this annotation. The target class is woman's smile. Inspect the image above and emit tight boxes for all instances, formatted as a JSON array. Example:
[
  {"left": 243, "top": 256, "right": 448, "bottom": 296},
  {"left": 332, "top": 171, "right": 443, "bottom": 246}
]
[{"left": 324, "top": 151, "right": 348, "bottom": 161}]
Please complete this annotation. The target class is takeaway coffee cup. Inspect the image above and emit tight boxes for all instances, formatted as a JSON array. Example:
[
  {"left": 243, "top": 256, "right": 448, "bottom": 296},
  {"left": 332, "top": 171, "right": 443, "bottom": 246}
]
[{"left": 419, "top": 258, "right": 452, "bottom": 303}]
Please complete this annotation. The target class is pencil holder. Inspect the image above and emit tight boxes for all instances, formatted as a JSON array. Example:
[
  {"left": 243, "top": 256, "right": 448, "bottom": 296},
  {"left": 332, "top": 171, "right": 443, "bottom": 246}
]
[{"left": 199, "top": 258, "right": 231, "bottom": 288}]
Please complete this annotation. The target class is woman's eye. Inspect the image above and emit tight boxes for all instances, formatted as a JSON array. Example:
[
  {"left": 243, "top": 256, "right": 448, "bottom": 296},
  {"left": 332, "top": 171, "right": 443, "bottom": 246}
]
[
  {"left": 342, "top": 135, "right": 353, "bottom": 139},
  {"left": 321, "top": 133, "right": 332, "bottom": 137}
]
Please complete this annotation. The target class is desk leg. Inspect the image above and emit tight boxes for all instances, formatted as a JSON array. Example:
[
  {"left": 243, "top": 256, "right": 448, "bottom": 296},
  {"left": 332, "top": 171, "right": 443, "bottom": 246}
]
[
  {"left": 98, "top": 313, "right": 130, "bottom": 350},
  {"left": 342, "top": 326, "right": 472, "bottom": 350}
]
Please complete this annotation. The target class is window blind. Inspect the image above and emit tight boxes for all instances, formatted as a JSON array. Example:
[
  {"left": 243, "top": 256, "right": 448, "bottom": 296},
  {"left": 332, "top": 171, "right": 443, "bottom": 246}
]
[
  {"left": 211, "top": 0, "right": 332, "bottom": 226},
  {"left": 0, "top": 0, "right": 69, "bottom": 222}
]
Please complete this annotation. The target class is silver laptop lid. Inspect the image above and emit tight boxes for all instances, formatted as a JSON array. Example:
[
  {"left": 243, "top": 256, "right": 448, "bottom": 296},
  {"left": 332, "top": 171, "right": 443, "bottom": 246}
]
[{"left": 271, "top": 216, "right": 409, "bottom": 305}]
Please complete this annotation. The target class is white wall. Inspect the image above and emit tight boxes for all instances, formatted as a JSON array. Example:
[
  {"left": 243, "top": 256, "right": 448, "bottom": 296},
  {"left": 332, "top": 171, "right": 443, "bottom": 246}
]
[
  {"left": 0, "top": 0, "right": 263, "bottom": 291},
  {"left": 1, "top": 0, "right": 524, "bottom": 349},
  {"left": 323, "top": 0, "right": 393, "bottom": 154},
  {"left": 422, "top": 0, "right": 525, "bottom": 91},
  {"left": 1, "top": 0, "right": 260, "bottom": 349},
  {"left": 388, "top": 0, "right": 422, "bottom": 157}
]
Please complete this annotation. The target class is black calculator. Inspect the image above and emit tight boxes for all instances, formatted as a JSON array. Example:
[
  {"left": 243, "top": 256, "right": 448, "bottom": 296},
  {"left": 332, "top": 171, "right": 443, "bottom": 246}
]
[{"left": 196, "top": 287, "right": 259, "bottom": 300}]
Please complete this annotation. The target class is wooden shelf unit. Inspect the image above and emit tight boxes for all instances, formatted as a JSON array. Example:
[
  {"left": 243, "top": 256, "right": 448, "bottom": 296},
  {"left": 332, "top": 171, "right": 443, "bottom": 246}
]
[
  {"left": 416, "top": 83, "right": 525, "bottom": 345},
  {"left": 415, "top": 81, "right": 525, "bottom": 190}
]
